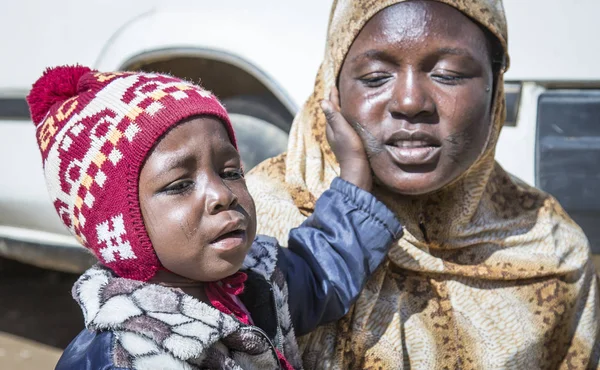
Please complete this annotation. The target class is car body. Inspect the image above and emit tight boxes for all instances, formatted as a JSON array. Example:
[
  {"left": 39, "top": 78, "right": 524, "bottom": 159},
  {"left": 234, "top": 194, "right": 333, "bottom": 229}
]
[{"left": 1, "top": 0, "right": 599, "bottom": 272}]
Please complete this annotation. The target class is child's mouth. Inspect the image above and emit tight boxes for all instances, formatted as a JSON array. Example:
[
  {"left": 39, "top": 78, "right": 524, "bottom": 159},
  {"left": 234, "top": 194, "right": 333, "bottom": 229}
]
[{"left": 210, "top": 229, "right": 247, "bottom": 252}]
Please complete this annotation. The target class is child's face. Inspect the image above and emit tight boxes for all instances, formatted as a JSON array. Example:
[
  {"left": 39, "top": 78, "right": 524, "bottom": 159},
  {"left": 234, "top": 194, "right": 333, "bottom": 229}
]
[{"left": 139, "top": 117, "right": 257, "bottom": 282}]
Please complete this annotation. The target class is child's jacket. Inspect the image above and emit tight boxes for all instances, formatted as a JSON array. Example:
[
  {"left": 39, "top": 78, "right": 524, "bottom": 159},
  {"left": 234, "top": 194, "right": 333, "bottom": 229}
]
[{"left": 55, "top": 178, "right": 402, "bottom": 369}]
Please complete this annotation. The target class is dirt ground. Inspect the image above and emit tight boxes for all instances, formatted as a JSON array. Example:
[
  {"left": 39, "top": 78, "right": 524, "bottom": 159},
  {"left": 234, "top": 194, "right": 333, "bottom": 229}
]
[{"left": 0, "top": 257, "right": 82, "bottom": 370}]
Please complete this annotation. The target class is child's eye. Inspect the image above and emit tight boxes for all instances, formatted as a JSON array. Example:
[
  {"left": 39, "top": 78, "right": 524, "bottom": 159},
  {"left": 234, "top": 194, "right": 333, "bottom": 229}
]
[
  {"left": 162, "top": 180, "right": 194, "bottom": 195},
  {"left": 221, "top": 168, "right": 244, "bottom": 180}
]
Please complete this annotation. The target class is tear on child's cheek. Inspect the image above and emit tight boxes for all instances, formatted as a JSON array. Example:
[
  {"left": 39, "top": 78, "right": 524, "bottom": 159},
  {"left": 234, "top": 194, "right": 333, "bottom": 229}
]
[
  {"left": 178, "top": 220, "right": 195, "bottom": 241},
  {"left": 141, "top": 205, "right": 157, "bottom": 232}
]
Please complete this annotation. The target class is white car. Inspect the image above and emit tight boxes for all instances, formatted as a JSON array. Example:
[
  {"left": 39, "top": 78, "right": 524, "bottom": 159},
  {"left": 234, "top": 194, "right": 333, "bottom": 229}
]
[{"left": 1, "top": 0, "right": 599, "bottom": 273}]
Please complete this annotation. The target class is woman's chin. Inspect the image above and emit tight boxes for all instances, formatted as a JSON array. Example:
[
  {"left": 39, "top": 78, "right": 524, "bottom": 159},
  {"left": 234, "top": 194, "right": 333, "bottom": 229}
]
[{"left": 374, "top": 172, "right": 452, "bottom": 196}]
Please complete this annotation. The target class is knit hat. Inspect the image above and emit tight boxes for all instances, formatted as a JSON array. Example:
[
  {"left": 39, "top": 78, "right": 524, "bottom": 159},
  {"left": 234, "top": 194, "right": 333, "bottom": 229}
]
[{"left": 27, "top": 65, "right": 236, "bottom": 281}]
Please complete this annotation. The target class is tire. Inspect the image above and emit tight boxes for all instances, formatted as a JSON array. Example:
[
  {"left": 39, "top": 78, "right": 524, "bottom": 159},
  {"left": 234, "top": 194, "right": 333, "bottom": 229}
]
[{"left": 222, "top": 95, "right": 292, "bottom": 170}]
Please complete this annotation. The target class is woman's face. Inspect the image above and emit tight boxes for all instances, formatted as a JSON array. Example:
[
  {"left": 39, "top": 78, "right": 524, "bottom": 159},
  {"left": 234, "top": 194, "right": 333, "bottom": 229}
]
[{"left": 338, "top": 0, "right": 494, "bottom": 195}]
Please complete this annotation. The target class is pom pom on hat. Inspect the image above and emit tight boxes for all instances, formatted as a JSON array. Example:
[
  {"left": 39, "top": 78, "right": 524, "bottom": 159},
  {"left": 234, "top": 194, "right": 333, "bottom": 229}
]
[{"left": 26, "top": 65, "right": 93, "bottom": 124}]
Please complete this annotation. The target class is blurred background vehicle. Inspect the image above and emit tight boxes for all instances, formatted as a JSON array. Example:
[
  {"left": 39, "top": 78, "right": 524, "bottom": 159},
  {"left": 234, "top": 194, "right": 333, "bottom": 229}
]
[{"left": 1, "top": 0, "right": 599, "bottom": 274}]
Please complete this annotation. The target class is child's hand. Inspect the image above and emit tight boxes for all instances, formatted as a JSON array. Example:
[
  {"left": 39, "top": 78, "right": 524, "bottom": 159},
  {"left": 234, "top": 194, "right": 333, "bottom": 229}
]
[{"left": 321, "top": 86, "right": 373, "bottom": 192}]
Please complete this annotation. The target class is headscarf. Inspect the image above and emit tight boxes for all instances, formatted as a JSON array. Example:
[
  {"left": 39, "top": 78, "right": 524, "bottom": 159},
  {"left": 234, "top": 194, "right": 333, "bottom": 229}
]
[{"left": 247, "top": 0, "right": 600, "bottom": 368}]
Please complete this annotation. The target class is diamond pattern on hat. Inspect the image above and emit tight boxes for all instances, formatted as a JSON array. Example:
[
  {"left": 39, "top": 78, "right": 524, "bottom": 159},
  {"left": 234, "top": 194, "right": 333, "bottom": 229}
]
[
  {"left": 97, "top": 214, "right": 137, "bottom": 263},
  {"left": 108, "top": 148, "right": 123, "bottom": 165}
]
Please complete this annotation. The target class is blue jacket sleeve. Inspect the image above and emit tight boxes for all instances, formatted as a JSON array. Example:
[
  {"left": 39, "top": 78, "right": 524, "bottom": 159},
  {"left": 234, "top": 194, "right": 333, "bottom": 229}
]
[
  {"left": 55, "top": 329, "right": 120, "bottom": 370},
  {"left": 278, "top": 177, "right": 402, "bottom": 336}
]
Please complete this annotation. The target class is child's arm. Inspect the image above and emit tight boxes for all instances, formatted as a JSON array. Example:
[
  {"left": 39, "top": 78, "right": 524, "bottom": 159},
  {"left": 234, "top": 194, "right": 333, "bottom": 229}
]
[
  {"left": 277, "top": 86, "right": 402, "bottom": 335},
  {"left": 277, "top": 177, "right": 402, "bottom": 335}
]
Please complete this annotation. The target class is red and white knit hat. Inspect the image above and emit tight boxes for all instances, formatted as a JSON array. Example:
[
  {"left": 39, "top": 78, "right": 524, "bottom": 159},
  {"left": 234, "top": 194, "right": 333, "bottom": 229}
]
[{"left": 27, "top": 65, "right": 236, "bottom": 281}]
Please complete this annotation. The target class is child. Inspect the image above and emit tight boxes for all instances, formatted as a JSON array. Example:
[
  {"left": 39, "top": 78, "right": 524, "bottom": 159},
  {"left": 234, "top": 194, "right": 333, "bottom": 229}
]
[{"left": 27, "top": 65, "right": 402, "bottom": 369}]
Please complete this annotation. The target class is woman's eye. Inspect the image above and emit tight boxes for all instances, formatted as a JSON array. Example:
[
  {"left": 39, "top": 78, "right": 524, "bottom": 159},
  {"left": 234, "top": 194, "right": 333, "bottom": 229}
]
[
  {"left": 163, "top": 180, "right": 193, "bottom": 195},
  {"left": 431, "top": 71, "right": 468, "bottom": 85},
  {"left": 359, "top": 73, "right": 392, "bottom": 88},
  {"left": 221, "top": 168, "right": 244, "bottom": 180}
]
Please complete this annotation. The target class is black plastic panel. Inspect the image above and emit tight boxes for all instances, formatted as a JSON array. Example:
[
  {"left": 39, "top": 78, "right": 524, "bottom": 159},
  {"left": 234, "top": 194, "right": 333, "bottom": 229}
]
[
  {"left": 0, "top": 97, "right": 30, "bottom": 120},
  {"left": 537, "top": 90, "right": 600, "bottom": 252}
]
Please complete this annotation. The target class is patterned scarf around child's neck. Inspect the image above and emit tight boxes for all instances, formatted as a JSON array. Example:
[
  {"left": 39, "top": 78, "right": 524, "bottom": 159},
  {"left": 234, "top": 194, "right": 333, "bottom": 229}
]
[{"left": 206, "top": 272, "right": 295, "bottom": 370}]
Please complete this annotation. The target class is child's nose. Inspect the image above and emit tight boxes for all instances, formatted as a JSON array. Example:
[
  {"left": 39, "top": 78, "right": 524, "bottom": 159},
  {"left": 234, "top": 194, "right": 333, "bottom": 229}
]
[{"left": 205, "top": 181, "right": 239, "bottom": 214}]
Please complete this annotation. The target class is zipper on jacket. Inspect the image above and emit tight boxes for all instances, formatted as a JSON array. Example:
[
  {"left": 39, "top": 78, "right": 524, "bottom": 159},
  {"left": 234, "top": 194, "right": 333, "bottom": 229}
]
[
  {"left": 268, "top": 283, "right": 285, "bottom": 351},
  {"left": 239, "top": 326, "right": 283, "bottom": 370}
]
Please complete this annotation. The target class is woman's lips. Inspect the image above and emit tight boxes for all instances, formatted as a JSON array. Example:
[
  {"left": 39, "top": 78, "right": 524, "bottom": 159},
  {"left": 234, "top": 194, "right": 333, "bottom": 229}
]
[
  {"left": 386, "top": 141, "right": 441, "bottom": 165},
  {"left": 210, "top": 230, "right": 247, "bottom": 252}
]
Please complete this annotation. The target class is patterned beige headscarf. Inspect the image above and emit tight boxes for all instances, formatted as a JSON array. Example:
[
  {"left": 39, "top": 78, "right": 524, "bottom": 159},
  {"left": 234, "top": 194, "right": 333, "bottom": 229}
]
[{"left": 247, "top": 0, "right": 600, "bottom": 368}]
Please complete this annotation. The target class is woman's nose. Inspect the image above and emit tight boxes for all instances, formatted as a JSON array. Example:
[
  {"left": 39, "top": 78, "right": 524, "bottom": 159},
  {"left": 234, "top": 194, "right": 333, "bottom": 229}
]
[
  {"left": 205, "top": 179, "right": 238, "bottom": 214},
  {"left": 388, "top": 71, "right": 435, "bottom": 120}
]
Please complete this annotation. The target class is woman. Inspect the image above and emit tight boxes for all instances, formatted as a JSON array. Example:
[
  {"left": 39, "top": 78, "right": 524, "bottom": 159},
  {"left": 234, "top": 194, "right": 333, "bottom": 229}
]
[{"left": 247, "top": 0, "right": 600, "bottom": 368}]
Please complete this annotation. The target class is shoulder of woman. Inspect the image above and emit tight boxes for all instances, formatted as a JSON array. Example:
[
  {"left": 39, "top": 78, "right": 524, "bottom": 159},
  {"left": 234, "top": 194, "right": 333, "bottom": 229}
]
[
  {"left": 484, "top": 166, "right": 592, "bottom": 273},
  {"left": 511, "top": 172, "right": 592, "bottom": 270},
  {"left": 246, "top": 153, "right": 308, "bottom": 245},
  {"left": 247, "top": 153, "right": 287, "bottom": 182},
  {"left": 509, "top": 173, "right": 588, "bottom": 242},
  {"left": 246, "top": 153, "right": 293, "bottom": 203}
]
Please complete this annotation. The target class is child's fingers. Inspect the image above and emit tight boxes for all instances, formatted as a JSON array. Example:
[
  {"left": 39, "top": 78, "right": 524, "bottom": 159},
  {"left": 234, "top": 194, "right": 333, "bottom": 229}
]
[
  {"left": 321, "top": 99, "right": 338, "bottom": 146},
  {"left": 320, "top": 99, "right": 343, "bottom": 134},
  {"left": 321, "top": 95, "right": 370, "bottom": 159},
  {"left": 326, "top": 119, "right": 335, "bottom": 145},
  {"left": 329, "top": 86, "right": 341, "bottom": 112}
]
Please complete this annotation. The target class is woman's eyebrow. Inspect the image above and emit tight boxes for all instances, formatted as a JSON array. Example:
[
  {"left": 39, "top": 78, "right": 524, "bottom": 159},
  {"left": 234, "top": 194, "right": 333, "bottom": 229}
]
[
  {"left": 351, "top": 47, "right": 477, "bottom": 65},
  {"left": 436, "top": 47, "right": 476, "bottom": 59},
  {"left": 351, "top": 49, "right": 398, "bottom": 65}
]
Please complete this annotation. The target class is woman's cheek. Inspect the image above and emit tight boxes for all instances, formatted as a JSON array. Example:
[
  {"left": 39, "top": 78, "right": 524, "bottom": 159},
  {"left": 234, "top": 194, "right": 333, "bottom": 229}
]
[
  {"left": 355, "top": 96, "right": 388, "bottom": 132},
  {"left": 438, "top": 86, "right": 485, "bottom": 138}
]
